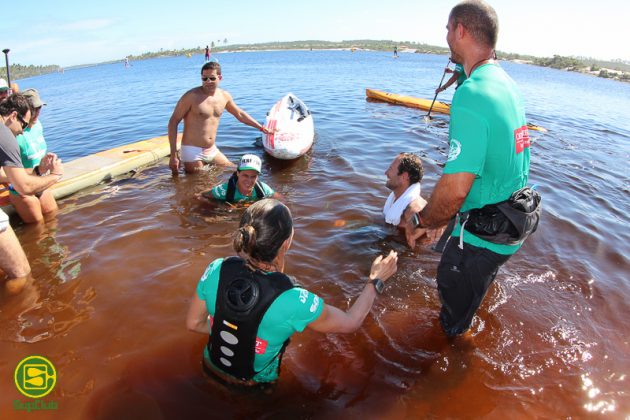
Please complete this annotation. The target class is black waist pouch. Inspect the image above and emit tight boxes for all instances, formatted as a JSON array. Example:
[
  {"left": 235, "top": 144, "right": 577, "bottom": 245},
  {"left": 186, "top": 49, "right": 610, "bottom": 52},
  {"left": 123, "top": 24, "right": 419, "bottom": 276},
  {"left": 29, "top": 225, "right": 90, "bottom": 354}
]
[{"left": 462, "top": 186, "right": 542, "bottom": 245}]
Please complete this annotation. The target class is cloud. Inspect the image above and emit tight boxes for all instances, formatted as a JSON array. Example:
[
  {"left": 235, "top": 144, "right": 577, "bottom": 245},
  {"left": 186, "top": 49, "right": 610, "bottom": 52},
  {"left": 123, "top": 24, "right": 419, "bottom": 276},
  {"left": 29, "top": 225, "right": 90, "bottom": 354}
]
[{"left": 61, "top": 19, "right": 114, "bottom": 32}]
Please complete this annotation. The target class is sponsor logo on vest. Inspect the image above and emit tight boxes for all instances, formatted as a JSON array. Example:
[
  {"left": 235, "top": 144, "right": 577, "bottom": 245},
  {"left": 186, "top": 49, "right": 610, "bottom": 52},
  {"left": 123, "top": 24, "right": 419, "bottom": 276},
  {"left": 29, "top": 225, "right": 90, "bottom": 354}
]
[
  {"left": 447, "top": 139, "right": 462, "bottom": 162},
  {"left": 13, "top": 355, "right": 59, "bottom": 412}
]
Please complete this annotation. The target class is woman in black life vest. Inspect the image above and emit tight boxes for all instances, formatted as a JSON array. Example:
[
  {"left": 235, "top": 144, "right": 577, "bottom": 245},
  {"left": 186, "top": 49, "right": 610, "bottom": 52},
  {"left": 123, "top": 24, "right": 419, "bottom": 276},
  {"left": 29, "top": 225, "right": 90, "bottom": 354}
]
[{"left": 186, "top": 199, "right": 398, "bottom": 387}]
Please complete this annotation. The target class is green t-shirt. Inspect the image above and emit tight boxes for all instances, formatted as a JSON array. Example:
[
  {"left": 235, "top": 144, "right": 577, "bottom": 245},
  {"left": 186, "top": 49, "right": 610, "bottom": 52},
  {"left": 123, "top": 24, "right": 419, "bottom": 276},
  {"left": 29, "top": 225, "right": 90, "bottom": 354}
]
[
  {"left": 454, "top": 63, "right": 467, "bottom": 87},
  {"left": 16, "top": 120, "right": 47, "bottom": 168},
  {"left": 445, "top": 64, "right": 530, "bottom": 255},
  {"left": 196, "top": 258, "right": 324, "bottom": 383},
  {"left": 210, "top": 180, "right": 274, "bottom": 203}
]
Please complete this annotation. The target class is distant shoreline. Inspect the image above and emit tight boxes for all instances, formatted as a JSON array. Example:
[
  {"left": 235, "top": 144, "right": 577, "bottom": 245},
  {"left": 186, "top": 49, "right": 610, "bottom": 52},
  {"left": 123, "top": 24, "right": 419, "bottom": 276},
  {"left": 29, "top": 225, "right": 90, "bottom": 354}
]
[{"left": 10, "top": 40, "right": 630, "bottom": 84}]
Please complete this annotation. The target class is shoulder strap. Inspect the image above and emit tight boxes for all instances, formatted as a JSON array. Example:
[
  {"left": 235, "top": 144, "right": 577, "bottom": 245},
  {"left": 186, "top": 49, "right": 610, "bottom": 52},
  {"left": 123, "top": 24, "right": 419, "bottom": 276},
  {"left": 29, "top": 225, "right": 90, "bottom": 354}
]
[
  {"left": 225, "top": 172, "right": 238, "bottom": 203},
  {"left": 254, "top": 181, "right": 266, "bottom": 199}
]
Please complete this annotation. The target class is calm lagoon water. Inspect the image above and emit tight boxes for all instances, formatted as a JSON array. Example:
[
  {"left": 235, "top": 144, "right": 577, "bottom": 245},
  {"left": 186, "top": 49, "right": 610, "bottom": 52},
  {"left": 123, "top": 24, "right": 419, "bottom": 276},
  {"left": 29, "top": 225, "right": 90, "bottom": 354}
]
[{"left": 1, "top": 50, "right": 629, "bottom": 418}]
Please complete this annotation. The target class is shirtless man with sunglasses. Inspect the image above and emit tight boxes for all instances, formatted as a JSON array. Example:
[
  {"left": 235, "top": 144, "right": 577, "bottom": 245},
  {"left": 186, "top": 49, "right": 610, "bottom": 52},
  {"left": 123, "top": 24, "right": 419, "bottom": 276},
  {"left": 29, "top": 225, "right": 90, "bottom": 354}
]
[{"left": 168, "top": 62, "right": 273, "bottom": 174}]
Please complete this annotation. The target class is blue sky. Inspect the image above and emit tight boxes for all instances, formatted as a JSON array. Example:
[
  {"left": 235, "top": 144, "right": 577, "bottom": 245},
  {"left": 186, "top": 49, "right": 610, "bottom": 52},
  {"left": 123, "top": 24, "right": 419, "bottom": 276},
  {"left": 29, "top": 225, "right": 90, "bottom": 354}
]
[{"left": 2, "top": 0, "right": 628, "bottom": 66}]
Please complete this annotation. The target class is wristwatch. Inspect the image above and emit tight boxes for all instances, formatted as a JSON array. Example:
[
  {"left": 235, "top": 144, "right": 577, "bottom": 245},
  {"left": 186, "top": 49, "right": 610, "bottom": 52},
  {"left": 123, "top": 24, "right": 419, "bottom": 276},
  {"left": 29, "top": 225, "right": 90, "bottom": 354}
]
[{"left": 371, "top": 278, "right": 385, "bottom": 295}]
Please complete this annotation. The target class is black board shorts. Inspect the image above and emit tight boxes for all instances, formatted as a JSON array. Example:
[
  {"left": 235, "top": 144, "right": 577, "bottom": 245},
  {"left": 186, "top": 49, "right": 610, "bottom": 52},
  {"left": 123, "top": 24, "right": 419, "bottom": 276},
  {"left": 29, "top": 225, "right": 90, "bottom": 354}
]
[{"left": 436, "top": 238, "right": 511, "bottom": 336}]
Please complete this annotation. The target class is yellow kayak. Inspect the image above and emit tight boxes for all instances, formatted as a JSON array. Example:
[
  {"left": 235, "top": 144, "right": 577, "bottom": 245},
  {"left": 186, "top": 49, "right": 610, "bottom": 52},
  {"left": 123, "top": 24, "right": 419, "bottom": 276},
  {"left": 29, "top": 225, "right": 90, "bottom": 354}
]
[{"left": 365, "top": 88, "right": 547, "bottom": 133}]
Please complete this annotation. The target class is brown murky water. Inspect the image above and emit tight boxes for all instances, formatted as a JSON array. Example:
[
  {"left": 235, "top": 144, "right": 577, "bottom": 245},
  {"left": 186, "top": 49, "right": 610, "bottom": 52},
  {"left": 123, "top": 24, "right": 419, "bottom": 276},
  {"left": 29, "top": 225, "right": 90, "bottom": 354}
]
[
  {"left": 2, "top": 131, "right": 628, "bottom": 418},
  {"left": 2, "top": 51, "right": 630, "bottom": 417}
]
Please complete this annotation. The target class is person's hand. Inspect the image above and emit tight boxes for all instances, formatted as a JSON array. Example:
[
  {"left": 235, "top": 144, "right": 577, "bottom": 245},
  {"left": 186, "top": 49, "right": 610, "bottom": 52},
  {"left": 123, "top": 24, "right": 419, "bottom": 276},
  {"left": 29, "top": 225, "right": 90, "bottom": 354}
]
[
  {"left": 260, "top": 125, "right": 275, "bottom": 135},
  {"left": 38, "top": 152, "right": 57, "bottom": 173},
  {"left": 419, "top": 226, "right": 445, "bottom": 245},
  {"left": 50, "top": 157, "right": 64, "bottom": 177},
  {"left": 169, "top": 155, "right": 180, "bottom": 176},
  {"left": 445, "top": 67, "right": 454, "bottom": 73},
  {"left": 405, "top": 224, "right": 427, "bottom": 248},
  {"left": 402, "top": 197, "right": 427, "bottom": 224},
  {"left": 195, "top": 191, "right": 212, "bottom": 202},
  {"left": 369, "top": 250, "right": 398, "bottom": 282},
  {"left": 435, "top": 87, "right": 443, "bottom": 94},
  {"left": 402, "top": 197, "right": 428, "bottom": 248}
]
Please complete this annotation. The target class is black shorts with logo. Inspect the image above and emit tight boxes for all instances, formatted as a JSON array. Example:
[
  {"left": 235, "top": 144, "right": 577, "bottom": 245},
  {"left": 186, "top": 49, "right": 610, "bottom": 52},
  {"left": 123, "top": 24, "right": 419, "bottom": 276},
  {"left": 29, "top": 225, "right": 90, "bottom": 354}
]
[{"left": 436, "top": 238, "right": 511, "bottom": 336}]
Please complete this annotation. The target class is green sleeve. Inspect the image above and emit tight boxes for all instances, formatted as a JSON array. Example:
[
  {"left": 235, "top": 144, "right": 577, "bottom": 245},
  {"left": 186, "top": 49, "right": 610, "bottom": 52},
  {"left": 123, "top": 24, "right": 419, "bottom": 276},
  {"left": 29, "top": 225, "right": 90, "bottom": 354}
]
[
  {"left": 210, "top": 183, "right": 228, "bottom": 200},
  {"left": 444, "top": 106, "right": 488, "bottom": 176},
  {"left": 259, "top": 181, "right": 275, "bottom": 197},
  {"left": 271, "top": 287, "right": 324, "bottom": 332},
  {"left": 196, "top": 258, "right": 224, "bottom": 314}
]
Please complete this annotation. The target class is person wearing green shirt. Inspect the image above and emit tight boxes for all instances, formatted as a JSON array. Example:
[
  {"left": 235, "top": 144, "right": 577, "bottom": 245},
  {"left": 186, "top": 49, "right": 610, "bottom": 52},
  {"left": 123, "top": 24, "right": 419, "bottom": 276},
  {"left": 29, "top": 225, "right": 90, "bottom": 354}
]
[
  {"left": 404, "top": 0, "right": 536, "bottom": 337},
  {"left": 198, "top": 154, "right": 281, "bottom": 205},
  {"left": 8, "top": 88, "right": 59, "bottom": 223},
  {"left": 187, "top": 199, "right": 398, "bottom": 388},
  {"left": 436, "top": 62, "right": 467, "bottom": 94}
]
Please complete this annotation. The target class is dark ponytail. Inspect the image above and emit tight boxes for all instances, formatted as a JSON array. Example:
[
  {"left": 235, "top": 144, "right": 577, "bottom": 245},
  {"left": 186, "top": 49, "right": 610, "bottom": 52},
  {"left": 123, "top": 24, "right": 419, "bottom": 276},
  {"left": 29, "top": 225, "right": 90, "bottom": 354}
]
[{"left": 232, "top": 199, "right": 293, "bottom": 262}]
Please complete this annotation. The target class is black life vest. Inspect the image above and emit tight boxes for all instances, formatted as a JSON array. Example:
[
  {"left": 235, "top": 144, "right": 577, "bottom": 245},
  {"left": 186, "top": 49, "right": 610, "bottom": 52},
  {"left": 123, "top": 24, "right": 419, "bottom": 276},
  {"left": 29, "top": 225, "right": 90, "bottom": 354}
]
[
  {"left": 207, "top": 257, "right": 296, "bottom": 381},
  {"left": 225, "top": 172, "right": 266, "bottom": 204}
]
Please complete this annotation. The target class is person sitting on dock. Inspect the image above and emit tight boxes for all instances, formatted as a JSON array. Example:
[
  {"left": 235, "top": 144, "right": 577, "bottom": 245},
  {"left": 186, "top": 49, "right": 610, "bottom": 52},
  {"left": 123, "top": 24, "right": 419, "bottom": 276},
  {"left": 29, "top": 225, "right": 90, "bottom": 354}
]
[
  {"left": 8, "top": 89, "right": 58, "bottom": 223},
  {"left": 383, "top": 153, "right": 425, "bottom": 228},
  {"left": 197, "top": 154, "right": 281, "bottom": 205},
  {"left": 186, "top": 199, "right": 398, "bottom": 388},
  {"left": 0, "top": 93, "right": 63, "bottom": 294},
  {"left": 168, "top": 61, "right": 273, "bottom": 174}
]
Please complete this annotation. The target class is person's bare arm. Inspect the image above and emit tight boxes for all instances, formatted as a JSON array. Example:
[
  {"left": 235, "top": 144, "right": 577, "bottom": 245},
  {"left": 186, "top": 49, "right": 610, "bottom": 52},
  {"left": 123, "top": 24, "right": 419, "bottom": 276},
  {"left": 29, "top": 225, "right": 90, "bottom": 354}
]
[
  {"left": 308, "top": 250, "right": 398, "bottom": 334},
  {"left": 186, "top": 294, "right": 211, "bottom": 334},
  {"left": 224, "top": 92, "right": 273, "bottom": 134},
  {"left": 437, "top": 72, "right": 460, "bottom": 93},
  {"left": 4, "top": 155, "right": 64, "bottom": 195},
  {"left": 168, "top": 93, "right": 192, "bottom": 174},
  {"left": 4, "top": 167, "right": 60, "bottom": 195},
  {"left": 403, "top": 172, "right": 475, "bottom": 247}
]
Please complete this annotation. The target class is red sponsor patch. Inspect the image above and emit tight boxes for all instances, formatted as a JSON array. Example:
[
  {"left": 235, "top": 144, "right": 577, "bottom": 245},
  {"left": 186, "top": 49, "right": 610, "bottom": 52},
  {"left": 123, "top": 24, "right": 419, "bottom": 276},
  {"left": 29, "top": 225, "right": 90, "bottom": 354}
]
[
  {"left": 255, "top": 337, "right": 268, "bottom": 354},
  {"left": 514, "top": 125, "right": 530, "bottom": 154}
]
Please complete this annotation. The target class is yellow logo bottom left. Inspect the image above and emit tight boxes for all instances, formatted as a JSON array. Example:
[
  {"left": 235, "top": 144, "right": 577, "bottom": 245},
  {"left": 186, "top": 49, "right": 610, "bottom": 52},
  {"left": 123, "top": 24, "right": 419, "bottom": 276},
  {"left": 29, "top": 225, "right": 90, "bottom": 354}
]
[{"left": 14, "top": 356, "right": 57, "bottom": 399}]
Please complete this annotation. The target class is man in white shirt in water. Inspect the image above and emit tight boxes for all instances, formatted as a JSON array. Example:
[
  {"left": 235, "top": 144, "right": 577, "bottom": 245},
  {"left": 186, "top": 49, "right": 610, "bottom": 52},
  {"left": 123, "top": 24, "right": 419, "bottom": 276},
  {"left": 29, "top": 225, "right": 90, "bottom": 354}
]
[
  {"left": 168, "top": 61, "right": 274, "bottom": 174},
  {"left": 383, "top": 153, "right": 426, "bottom": 228}
]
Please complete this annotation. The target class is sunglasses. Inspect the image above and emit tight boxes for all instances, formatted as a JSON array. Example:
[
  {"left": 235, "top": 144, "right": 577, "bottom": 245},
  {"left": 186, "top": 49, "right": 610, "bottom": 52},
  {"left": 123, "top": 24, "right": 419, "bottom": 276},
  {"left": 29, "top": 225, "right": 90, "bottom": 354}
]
[
  {"left": 201, "top": 76, "right": 218, "bottom": 82},
  {"left": 17, "top": 114, "right": 29, "bottom": 130}
]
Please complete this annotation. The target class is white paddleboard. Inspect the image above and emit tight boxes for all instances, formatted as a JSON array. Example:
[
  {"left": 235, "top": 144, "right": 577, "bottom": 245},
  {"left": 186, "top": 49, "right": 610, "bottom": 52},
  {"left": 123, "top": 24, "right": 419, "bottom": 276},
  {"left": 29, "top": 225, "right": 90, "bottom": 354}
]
[{"left": 263, "top": 93, "right": 314, "bottom": 160}]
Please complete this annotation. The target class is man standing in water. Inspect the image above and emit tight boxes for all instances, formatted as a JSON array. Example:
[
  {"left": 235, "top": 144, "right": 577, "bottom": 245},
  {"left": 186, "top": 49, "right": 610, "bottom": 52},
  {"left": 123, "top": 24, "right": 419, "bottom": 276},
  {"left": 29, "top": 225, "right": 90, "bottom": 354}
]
[
  {"left": 404, "top": 0, "right": 537, "bottom": 336},
  {"left": 168, "top": 62, "right": 272, "bottom": 174}
]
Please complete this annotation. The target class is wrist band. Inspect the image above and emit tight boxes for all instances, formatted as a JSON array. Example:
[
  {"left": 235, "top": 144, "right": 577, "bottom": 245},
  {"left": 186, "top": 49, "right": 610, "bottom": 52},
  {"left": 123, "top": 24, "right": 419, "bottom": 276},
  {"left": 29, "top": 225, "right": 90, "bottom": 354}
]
[{"left": 416, "top": 212, "right": 426, "bottom": 228}]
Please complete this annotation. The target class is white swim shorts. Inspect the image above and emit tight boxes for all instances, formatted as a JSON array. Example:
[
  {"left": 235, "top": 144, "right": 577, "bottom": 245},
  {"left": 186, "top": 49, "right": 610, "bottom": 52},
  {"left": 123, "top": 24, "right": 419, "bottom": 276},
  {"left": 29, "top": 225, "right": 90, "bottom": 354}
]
[
  {"left": 0, "top": 209, "right": 9, "bottom": 233},
  {"left": 180, "top": 144, "right": 219, "bottom": 163}
]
